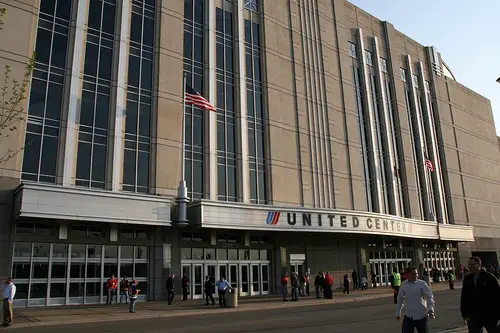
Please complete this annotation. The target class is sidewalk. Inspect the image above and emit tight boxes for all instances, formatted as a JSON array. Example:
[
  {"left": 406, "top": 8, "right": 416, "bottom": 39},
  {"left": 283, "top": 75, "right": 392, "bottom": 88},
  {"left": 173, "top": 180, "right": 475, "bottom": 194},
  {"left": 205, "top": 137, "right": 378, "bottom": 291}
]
[
  {"left": 437, "top": 327, "right": 467, "bottom": 333},
  {"left": 4, "top": 282, "right": 460, "bottom": 330}
]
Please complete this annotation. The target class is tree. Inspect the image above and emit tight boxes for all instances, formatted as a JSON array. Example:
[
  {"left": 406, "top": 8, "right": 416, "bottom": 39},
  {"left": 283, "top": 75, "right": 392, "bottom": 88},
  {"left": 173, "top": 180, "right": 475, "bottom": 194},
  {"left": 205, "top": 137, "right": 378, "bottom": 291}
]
[{"left": 0, "top": 7, "right": 35, "bottom": 164}]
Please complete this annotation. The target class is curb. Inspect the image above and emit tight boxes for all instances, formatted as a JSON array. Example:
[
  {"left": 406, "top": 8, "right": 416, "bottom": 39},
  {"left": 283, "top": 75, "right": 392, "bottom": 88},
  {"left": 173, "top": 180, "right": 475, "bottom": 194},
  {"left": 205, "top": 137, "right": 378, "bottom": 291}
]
[{"left": 5, "top": 286, "right": 460, "bottom": 330}]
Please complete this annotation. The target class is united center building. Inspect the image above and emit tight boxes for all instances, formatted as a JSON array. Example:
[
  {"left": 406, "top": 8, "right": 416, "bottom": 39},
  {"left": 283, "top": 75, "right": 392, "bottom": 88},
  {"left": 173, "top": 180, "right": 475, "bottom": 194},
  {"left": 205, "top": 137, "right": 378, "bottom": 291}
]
[{"left": 0, "top": 0, "right": 499, "bottom": 307}]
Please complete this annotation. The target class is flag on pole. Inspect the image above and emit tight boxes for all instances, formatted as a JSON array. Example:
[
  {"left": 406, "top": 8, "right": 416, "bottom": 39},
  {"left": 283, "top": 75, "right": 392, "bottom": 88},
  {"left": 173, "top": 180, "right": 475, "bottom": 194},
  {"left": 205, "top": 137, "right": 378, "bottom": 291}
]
[
  {"left": 185, "top": 84, "right": 216, "bottom": 111},
  {"left": 425, "top": 159, "right": 434, "bottom": 172}
]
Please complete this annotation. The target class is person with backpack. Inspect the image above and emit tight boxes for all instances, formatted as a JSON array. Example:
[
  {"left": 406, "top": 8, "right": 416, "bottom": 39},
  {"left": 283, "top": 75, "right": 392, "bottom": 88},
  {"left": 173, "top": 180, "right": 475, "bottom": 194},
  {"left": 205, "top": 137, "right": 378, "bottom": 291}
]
[{"left": 281, "top": 272, "right": 289, "bottom": 301}]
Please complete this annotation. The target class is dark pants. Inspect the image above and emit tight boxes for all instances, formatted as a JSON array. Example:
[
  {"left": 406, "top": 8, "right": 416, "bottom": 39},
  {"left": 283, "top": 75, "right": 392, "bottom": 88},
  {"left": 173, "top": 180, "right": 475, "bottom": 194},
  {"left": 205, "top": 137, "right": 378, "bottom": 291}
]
[
  {"left": 353, "top": 280, "right": 358, "bottom": 290},
  {"left": 325, "top": 285, "right": 332, "bottom": 299},
  {"left": 106, "top": 289, "right": 116, "bottom": 305},
  {"left": 402, "top": 316, "right": 428, "bottom": 333},
  {"left": 467, "top": 317, "right": 500, "bottom": 333},
  {"left": 306, "top": 283, "right": 310, "bottom": 296},
  {"left": 3, "top": 299, "right": 13, "bottom": 325},
  {"left": 393, "top": 286, "right": 400, "bottom": 304},
  {"left": 167, "top": 289, "right": 175, "bottom": 305},
  {"left": 182, "top": 286, "right": 188, "bottom": 300},
  {"left": 343, "top": 284, "right": 350, "bottom": 294},
  {"left": 205, "top": 291, "right": 215, "bottom": 305},
  {"left": 449, "top": 280, "right": 455, "bottom": 290},
  {"left": 218, "top": 289, "right": 227, "bottom": 307}
]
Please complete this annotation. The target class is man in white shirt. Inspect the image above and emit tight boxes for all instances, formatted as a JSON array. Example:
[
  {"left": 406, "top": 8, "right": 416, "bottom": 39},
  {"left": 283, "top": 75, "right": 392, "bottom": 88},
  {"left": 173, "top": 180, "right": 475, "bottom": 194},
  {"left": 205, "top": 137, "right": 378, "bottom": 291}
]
[
  {"left": 395, "top": 268, "right": 435, "bottom": 333},
  {"left": 2, "top": 277, "right": 16, "bottom": 327},
  {"left": 216, "top": 277, "right": 232, "bottom": 308}
]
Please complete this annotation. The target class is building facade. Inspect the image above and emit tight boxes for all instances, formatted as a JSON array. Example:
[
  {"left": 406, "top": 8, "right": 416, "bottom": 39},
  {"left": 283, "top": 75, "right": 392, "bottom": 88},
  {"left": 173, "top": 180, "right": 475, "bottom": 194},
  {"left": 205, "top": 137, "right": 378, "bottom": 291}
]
[{"left": 0, "top": 0, "right": 498, "bottom": 307}]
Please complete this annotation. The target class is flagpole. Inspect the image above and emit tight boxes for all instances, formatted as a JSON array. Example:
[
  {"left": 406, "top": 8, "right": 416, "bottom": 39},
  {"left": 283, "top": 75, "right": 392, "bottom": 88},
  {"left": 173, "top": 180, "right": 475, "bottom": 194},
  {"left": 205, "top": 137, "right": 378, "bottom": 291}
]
[{"left": 176, "top": 73, "right": 189, "bottom": 228}]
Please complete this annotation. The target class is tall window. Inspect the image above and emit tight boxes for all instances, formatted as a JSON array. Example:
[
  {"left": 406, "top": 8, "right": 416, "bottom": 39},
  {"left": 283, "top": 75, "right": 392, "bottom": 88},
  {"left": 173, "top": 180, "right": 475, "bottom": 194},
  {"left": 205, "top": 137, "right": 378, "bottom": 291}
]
[
  {"left": 76, "top": 0, "right": 116, "bottom": 189},
  {"left": 401, "top": 68, "right": 423, "bottom": 219},
  {"left": 350, "top": 42, "right": 372, "bottom": 212},
  {"left": 245, "top": 17, "right": 265, "bottom": 204},
  {"left": 22, "top": 0, "right": 72, "bottom": 183},
  {"left": 216, "top": 8, "right": 236, "bottom": 201},
  {"left": 183, "top": 0, "right": 204, "bottom": 199},
  {"left": 123, "top": 0, "right": 155, "bottom": 193}
]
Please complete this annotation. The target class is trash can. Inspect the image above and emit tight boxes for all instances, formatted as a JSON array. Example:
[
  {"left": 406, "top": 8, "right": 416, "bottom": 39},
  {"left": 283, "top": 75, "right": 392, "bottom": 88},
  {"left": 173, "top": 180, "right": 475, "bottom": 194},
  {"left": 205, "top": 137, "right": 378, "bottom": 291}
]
[{"left": 226, "top": 289, "right": 238, "bottom": 308}]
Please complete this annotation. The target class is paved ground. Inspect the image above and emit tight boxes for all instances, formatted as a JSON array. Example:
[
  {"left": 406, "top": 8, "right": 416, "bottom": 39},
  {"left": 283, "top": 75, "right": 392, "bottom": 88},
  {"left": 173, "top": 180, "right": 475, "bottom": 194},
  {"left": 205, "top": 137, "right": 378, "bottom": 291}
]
[{"left": 0, "top": 284, "right": 467, "bottom": 332}]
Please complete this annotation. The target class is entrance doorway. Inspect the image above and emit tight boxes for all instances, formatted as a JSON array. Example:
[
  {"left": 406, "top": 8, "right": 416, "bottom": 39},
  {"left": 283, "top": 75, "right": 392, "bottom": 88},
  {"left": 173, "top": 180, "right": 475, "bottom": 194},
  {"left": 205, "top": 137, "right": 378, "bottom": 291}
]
[{"left": 369, "top": 259, "right": 412, "bottom": 286}]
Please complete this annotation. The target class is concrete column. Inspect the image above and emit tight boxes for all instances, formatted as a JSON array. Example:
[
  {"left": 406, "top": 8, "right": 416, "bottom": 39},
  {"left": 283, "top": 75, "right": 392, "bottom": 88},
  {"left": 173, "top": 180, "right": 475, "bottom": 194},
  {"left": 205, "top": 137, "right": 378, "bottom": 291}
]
[
  {"left": 357, "top": 28, "right": 382, "bottom": 213},
  {"left": 204, "top": 0, "right": 218, "bottom": 200},
  {"left": 372, "top": 36, "right": 400, "bottom": 216},
  {"left": 62, "top": 0, "right": 90, "bottom": 186},
  {"left": 418, "top": 62, "right": 448, "bottom": 224},
  {"left": 234, "top": 0, "right": 250, "bottom": 203},
  {"left": 111, "top": 0, "right": 132, "bottom": 191}
]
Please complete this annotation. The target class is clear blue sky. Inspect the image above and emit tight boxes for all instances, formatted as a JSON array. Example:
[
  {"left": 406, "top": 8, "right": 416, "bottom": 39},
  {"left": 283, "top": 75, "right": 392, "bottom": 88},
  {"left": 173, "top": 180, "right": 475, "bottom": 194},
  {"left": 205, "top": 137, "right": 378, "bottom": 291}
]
[{"left": 348, "top": 0, "right": 500, "bottom": 135}]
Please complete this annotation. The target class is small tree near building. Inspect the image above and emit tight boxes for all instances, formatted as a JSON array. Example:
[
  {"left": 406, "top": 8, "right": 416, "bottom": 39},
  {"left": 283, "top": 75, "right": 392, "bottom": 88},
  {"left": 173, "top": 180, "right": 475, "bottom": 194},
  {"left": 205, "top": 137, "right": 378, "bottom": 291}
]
[{"left": 0, "top": 7, "right": 36, "bottom": 164}]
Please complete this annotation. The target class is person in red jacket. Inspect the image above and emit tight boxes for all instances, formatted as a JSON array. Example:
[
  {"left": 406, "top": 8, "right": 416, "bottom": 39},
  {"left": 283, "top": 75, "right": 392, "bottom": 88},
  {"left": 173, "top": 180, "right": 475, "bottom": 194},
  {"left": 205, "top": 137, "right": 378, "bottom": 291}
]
[
  {"left": 324, "top": 272, "right": 333, "bottom": 299},
  {"left": 106, "top": 274, "right": 118, "bottom": 305},
  {"left": 281, "top": 273, "right": 289, "bottom": 301}
]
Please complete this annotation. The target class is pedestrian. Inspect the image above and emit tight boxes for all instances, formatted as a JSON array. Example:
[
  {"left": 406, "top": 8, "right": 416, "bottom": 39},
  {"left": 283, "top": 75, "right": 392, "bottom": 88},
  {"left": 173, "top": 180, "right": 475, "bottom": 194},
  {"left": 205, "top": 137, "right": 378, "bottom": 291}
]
[
  {"left": 119, "top": 276, "right": 129, "bottom": 304},
  {"left": 291, "top": 272, "right": 299, "bottom": 301},
  {"left": 106, "top": 274, "right": 118, "bottom": 305},
  {"left": 360, "top": 275, "right": 368, "bottom": 291},
  {"left": 320, "top": 272, "right": 326, "bottom": 298},
  {"left": 299, "top": 273, "right": 306, "bottom": 296},
  {"left": 281, "top": 272, "right": 289, "bottom": 301},
  {"left": 204, "top": 275, "right": 215, "bottom": 306},
  {"left": 314, "top": 272, "right": 322, "bottom": 299},
  {"left": 460, "top": 256, "right": 500, "bottom": 333},
  {"left": 343, "top": 274, "right": 350, "bottom": 295},
  {"left": 391, "top": 267, "right": 401, "bottom": 304},
  {"left": 395, "top": 267, "right": 435, "bottom": 333},
  {"left": 181, "top": 273, "right": 190, "bottom": 301},
  {"left": 448, "top": 271, "right": 455, "bottom": 290},
  {"left": 128, "top": 280, "right": 140, "bottom": 313},
  {"left": 166, "top": 273, "right": 175, "bottom": 305},
  {"left": 371, "top": 270, "right": 377, "bottom": 288},
  {"left": 216, "top": 276, "right": 232, "bottom": 308},
  {"left": 351, "top": 269, "right": 358, "bottom": 290},
  {"left": 305, "top": 273, "right": 310, "bottom": 296},
  {"left": 2, "top": 277, "right": 16, "bottom": 327},
  {"left": 324, "top": 272, "right": 333, "bottom": 299}
]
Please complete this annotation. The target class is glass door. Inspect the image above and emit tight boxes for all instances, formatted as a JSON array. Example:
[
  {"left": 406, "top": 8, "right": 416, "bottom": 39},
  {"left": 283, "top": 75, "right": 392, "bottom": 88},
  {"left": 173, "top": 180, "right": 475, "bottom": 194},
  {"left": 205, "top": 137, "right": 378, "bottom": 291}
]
[
  {"left": 207, "top": 264, "right": 216, "bottom": 295},
  {"left": 229, "top": 264, "right": 237, "bottom": 292},
  {"left": 181, "top": 264, "right": 191, "bottom": 299},
  {"left": 240, "top": 264, "right": 249, "bottom": 296},
  {"left": 193, "top": 264, "right": 203, "bottom": 299},
  {"left": 261, "top": 264, "right": 269, "bottom": 295},
  {"left": 251, "top": 264, "right": 260, "bottom": 295}
]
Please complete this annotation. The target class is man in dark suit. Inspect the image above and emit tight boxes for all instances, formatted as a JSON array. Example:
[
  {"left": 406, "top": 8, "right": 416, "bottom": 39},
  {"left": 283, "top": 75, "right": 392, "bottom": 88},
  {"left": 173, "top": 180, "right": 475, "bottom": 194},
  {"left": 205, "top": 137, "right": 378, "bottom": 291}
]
[
  {"left": 166, "top": 274, "right": 175, "bottom": 305},
  {"left": 461, "top": 256, "right": 500, "bottom": 333},
  {"left": 204, "top": 275, "right": 215, "bottom": 305}
]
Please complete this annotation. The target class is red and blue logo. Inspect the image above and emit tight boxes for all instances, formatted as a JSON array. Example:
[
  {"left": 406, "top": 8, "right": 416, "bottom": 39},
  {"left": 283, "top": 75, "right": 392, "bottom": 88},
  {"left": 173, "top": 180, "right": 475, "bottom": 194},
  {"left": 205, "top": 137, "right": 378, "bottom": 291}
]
[{"left": 266, "top": 211, "right": 281, "bottom": 225}]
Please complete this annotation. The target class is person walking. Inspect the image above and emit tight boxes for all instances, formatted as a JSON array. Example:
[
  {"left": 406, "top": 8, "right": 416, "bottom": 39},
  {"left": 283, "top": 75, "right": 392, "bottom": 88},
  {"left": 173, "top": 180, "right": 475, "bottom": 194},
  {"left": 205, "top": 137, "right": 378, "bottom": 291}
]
[
  {"left": 2, "top": 277, "right": 16, "bottom": 327},
  {"left": 106, "top": 274, "right": 118, "bottom": 305},
  {"left": 128, "top": 280, "right": 140, "bottom": 313},
  {"left": 360, "top": 275, "right": 368, "bottom": 291},
  {"left": 181, "top": 273, "right": 190, "bottom": 301},
  {"left": 204, "top": 275, "right": 215, "bottom": 306},
  {"left": 391, "top": 268, "right": 402, "bottom": 304},
  {"left": 343, "top": 274, "right": 350, "bottom": 295},
  {"left": 216, "top": 277, "right": 232, "bottom": 308},
  {"left": 351, "top": 269, "right": 358, "bottom": 291},
  {"left": 166, "top": 273, "right": 175, "bottom": 305},
  {"left": 119, "top": 276, "right": 129, "bottom": 304},
  {"left": 448, "top": 270, "right": 455, "bottom": 290},
  {"left": 395, "top": 267, "right": 435, "bottom": 333},
  {"left": 460, "top": 256, "right": 500, "bottom": 333},
  {"left": 281, "top": 272, "right": 289, "bottom": 301},
  {"left": 291, "top": 272, "right": 299, "bottom": 301},
  {"left": 314, "top": 272, "right": 322, "bottom": 299},
  {"left": 305, "top": 273, "right": 310, "bottom": 296}
]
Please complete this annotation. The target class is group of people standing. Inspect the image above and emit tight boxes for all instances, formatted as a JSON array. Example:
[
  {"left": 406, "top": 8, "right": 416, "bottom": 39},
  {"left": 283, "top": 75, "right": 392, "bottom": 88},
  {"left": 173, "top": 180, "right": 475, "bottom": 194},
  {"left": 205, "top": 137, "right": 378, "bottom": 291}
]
[
  {"left": 105, "top": 275, "right": 141, "bottom": 313},
  {"left": 165, "top": 273, "right": 234, "bottom": 308}
]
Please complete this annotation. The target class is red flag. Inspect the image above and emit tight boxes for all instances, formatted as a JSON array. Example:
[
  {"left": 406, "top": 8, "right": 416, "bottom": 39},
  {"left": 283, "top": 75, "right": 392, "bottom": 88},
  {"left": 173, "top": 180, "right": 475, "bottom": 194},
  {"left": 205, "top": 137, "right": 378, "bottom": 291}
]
[{"left": 425, "top": 159, "right": 434, "bottom": 172}]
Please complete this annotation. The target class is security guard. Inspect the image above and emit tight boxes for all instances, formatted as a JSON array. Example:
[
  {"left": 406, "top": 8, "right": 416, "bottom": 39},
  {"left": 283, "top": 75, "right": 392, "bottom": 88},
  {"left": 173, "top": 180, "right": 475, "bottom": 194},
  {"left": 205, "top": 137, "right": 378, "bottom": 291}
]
[{"left": 391, "top": 268, "right": 402, "bottom": 304}]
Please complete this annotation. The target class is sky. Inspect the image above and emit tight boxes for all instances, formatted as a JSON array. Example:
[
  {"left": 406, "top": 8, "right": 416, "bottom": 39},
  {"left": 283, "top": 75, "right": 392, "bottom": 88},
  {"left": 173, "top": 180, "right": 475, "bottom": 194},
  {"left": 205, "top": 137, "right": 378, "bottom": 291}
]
[{"left": 348, "top": 0, "right": 500, "bottom": 135}]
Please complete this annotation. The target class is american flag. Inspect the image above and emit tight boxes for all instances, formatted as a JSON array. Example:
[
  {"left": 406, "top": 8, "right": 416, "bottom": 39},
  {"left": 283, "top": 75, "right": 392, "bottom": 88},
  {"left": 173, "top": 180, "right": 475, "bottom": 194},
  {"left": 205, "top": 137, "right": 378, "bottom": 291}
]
[
  {"left": 185, "top": 84, "right": 216, "bottom": 112},
  {"left": 425, "top": 159, "right": 434, "bottom": 172}
]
